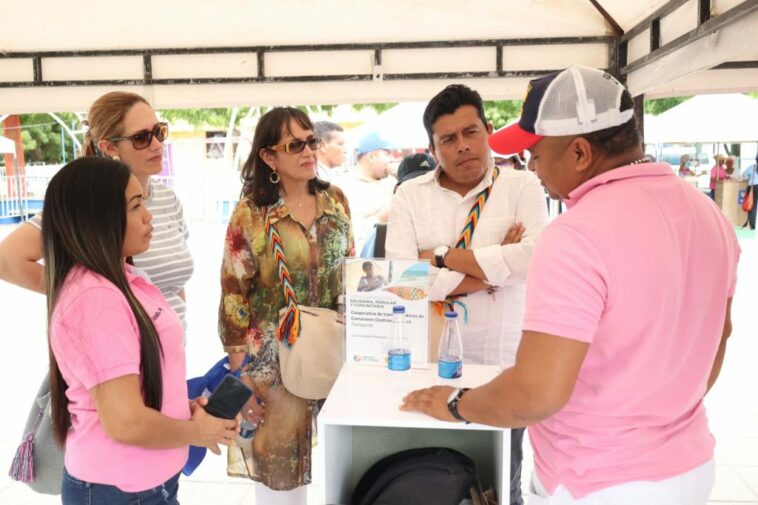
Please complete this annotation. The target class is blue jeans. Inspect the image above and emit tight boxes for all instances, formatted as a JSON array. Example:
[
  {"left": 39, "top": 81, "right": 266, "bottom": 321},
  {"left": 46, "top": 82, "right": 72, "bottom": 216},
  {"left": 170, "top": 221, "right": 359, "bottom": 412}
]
[
  {"left": 747, "top": 185, "right": 757, "bottom": 229},
  {"left": 61, "top": 468, "right": 180, "bottom": 505}
]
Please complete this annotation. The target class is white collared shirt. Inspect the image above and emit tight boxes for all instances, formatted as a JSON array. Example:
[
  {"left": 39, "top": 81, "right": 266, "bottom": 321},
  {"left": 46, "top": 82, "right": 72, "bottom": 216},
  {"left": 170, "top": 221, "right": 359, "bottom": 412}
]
[
  {"left": 386, "top": 166, "right": 548, "bottom": 367},
  {"left": 334, "top": 169, "right": 397, "bottom": 252}
]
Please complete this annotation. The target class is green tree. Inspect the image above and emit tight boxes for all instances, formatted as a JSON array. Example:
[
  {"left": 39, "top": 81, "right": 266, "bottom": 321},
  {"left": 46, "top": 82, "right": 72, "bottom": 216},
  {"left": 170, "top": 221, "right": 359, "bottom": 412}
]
[
  {"left": 484, "top": 100, "right": 524, "bottom": 129},
  {"left": 20, "top": 113, "right": 82, "bottom": 163},
  {"left": 644, "top": 97, "right": 690, "bottom": 116},
  {"left": 160, "top": 108, "right": 246, "bottom": 129},
  {"left": 352, "top": 103, "right": 396, "bottom": 114},
  {"left": 159, "top": 105, "right": 345, "bottom": 129}
]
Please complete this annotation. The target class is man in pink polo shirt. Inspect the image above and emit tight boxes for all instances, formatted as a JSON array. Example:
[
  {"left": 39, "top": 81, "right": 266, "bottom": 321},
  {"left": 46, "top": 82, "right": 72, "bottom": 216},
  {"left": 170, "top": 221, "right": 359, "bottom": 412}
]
[{"left": 401, "top": 66, "right": 740, "bottom": 504}]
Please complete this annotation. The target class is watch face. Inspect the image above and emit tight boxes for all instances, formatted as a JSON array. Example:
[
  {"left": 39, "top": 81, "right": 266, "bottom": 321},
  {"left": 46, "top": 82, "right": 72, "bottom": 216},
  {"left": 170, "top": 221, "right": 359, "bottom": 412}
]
[{"left": 447, "top": 388, "right": 460, "bottom": 404}]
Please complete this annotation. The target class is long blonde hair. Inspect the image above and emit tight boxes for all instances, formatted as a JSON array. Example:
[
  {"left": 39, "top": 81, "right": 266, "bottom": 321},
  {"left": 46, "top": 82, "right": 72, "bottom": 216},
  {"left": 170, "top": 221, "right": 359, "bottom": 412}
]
[{"left": 82, "top": 92, "right": 149, "bottom": 156}]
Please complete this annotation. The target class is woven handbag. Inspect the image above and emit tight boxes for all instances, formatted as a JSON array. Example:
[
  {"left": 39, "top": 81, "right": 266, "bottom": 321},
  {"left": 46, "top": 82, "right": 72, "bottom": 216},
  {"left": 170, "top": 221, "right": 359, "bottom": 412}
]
[
  {"left": 264, "top": 207, "right": 345, "bottom": 400},
  {"left": 8, "top": 372, "right": 64, "bottom": 495}
]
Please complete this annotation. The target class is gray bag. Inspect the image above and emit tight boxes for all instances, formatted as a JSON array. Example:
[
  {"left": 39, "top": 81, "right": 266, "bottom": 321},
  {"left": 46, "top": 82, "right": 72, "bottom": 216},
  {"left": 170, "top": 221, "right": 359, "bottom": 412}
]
[{"left": 8, "top": 373, "right": 64, "bottom": 495}]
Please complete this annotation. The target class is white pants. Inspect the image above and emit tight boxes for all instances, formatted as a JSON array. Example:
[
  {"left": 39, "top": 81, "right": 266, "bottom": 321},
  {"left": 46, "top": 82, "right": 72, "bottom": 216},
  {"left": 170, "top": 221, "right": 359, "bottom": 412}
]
[
  {"left": 529, "top": 458, "right": 714, "bottom": 505},
  {"left": 254, "top": 483, "right": 307, "bottom": 505}
]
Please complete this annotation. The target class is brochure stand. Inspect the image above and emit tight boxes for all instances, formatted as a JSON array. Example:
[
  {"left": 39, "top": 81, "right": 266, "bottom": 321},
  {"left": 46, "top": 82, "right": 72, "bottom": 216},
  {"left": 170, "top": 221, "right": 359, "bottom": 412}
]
[{"left": 715, "top": 180, "right": 748, "bottom": 226}]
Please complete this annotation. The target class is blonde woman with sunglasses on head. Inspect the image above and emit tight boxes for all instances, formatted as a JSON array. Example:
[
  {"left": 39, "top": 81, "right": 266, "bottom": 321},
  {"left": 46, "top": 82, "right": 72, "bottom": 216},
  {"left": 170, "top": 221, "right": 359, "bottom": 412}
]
[{"left": 0, "top": 92, "right": 194, "bottom": 333}]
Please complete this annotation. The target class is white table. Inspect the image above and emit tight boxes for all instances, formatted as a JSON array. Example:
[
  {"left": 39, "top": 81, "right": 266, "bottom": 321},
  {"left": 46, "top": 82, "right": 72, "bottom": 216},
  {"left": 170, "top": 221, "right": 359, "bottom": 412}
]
[{"left": 316, "top": 363, "right": 510, "bottom": 505}]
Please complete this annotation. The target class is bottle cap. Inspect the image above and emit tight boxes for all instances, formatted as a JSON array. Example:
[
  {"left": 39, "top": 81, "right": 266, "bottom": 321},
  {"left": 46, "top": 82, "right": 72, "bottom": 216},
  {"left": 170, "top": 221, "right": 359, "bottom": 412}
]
[
  {"left": 444, "top": 311, "right": 458, "bottom": 319},
  {"left": 392, "top": 305, "right": 406, "bottom": 314}
]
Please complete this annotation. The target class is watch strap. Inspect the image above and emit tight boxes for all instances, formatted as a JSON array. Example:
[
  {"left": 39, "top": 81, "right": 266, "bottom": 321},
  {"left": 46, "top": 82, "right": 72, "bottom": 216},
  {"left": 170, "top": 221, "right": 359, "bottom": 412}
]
[
  {"left": 435, "top": 253, "right": 445, "bottom": 269},
  {"left": 447, "top": 387, "right": 471, "bottom": 423}
]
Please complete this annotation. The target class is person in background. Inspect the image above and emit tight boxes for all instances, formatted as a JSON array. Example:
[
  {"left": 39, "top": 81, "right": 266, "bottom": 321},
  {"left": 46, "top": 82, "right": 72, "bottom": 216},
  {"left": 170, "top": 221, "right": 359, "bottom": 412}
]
[
  {"left": 495, "top": 153, "right": 527, "bottom": 171},
  {"left": 0, "top": 92, "right": 194, "bottom": 332},
  {"left": 219, "top": 107, "right": 353, "bottom": 505},
  {"left": 402, "top": 65, "right": 739, "bottom": 505},
  {"left": 334, "top": 130, "right": 396, "bottom": 251},
  {"left": 395, "top": 152, "right": 437, "bottom": 190},
  {"left": 313, "top": 120, "right": 346, "bottom": 182},
  {"left": 725, "top": 156, "right": 738, "bottom": 178},
  {"left": 678, "top": 154, "right": 693, "bottom": 176},
  {"left": 43, "top": 158, "right": 234, "bottom": 505},
  {"left": 709, "top": 154, "right": 728, "bottom": 200},
  {"left": 742, "top": 154, "right": 758, "bottom": 229},
  {"left": 360, "top": 152, "right": 437, "bottom": 258}
]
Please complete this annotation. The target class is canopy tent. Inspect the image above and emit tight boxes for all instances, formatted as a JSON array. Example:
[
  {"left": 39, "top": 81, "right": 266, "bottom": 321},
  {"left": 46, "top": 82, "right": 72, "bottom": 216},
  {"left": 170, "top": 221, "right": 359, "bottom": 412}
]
[
  {"left": 644, "top": 93, "right": 758, "bottom": 143},
  {"left": 349, "top": 102, "right": 430, "bottom": 150},
  {"left": 0, "top": 0, "right": 756, "bottom": 112},
  {"left": 0, "top": 135, "right": 15, "bottom": 155}
]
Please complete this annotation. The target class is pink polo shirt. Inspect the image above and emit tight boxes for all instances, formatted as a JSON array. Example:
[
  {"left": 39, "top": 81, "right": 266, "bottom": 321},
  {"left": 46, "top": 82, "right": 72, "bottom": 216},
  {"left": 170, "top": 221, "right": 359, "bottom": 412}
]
[
  {"left": 709, "top": 164, "right": 727, "bottom": 189},
  {"left": 50, "top": 265, "right": 189, "bottom": 491},
  {"left": 523, "top": 163, "right": 739, "bottom": 499}
]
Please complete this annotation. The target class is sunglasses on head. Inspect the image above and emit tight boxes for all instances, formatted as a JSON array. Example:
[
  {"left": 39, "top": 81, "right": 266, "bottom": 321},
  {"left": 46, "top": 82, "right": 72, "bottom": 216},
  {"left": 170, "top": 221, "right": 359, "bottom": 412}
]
[
  {"left": 267, "top": 137, "right": 322, "bottom": 154},
  {"left": 110, "top": 122, "right": 169, "bottom": 150}
]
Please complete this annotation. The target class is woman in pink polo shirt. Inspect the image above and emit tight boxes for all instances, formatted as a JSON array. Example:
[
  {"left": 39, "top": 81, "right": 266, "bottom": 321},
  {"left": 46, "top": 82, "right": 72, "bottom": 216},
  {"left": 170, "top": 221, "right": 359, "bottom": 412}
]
[
  {"left": 42, "top": 158, "right": 238, "bottom": 504},
  {"left": 709, "top": 154, "right": 728, "bottom": 199}
]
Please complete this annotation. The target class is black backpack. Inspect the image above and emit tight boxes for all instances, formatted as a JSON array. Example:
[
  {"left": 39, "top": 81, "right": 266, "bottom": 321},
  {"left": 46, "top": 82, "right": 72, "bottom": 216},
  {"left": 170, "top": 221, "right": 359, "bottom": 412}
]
[{"left": 352, "top": 447, "right": 483, "bottom": 505}]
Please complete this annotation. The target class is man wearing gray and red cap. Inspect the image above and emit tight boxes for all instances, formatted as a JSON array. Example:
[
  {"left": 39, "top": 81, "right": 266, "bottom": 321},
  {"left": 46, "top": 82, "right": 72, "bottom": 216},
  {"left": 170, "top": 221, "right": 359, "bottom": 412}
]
[{"left": 401, "top": 66, "right": 739, "bottom": 504}]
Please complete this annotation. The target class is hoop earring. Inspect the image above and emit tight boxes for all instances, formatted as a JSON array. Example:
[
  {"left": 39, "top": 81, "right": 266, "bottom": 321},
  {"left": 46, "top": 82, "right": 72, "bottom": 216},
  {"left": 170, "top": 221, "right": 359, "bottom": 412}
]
[{"left": 269, "top": 170, "right": 280, "bottom": 184}]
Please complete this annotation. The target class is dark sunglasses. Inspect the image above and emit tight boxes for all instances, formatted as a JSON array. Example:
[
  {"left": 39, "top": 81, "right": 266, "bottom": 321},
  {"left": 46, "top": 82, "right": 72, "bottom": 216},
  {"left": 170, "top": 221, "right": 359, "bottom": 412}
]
[
  {"left": 110, "top": 122, "right": 169, "bottom": 150},
  {"left": 267, "top": 137, "right": 322, "bottom": 154}
]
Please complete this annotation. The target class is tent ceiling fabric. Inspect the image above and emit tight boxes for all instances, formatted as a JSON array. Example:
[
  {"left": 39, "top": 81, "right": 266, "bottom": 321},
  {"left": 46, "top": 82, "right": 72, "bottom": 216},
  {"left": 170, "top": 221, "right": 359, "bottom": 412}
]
[
  {"left": 0, "top": 1, "right": 610, "bottom": 50},
  {"left": 0, "top": 0, "right": 755, "bottom": 112}
]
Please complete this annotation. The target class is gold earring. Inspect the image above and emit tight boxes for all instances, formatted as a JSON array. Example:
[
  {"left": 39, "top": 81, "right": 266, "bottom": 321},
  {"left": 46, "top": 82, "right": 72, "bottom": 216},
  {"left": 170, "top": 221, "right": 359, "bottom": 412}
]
[{"left": 112, "top": 155, "right": 121, "bottom": 161}]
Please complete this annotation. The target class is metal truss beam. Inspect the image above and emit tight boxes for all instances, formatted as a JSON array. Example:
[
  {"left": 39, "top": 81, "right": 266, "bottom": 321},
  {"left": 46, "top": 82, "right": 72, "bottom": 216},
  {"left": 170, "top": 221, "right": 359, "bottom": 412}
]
[
  {"left": 620, "top": 0, "right": 758, "bottom": 76},
  {"left": 0, "top": 37, "right": 612, "bottom": 89}
]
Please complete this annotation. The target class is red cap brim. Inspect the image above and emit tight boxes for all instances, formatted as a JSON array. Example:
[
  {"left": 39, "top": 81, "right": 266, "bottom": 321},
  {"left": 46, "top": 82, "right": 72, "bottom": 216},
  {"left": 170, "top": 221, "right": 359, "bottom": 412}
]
[{"left": 488, "top": 122, "right": 543, "bottom": 155}]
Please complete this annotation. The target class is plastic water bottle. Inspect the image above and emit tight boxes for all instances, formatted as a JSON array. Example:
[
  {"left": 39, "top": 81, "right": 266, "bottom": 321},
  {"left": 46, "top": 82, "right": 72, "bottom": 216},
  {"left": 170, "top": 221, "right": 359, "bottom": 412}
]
[
  {"left": 336, "top": 294, "right": 345, "bottom": 315},
  {"left": 387, "top": 305, "right": 411, "bottom": 371},
  {"left": 236, "top": 418, "right": 257, "bottom": 446},
  {"left": 438, "top": 311, "right": 463, "bottom": 379}
]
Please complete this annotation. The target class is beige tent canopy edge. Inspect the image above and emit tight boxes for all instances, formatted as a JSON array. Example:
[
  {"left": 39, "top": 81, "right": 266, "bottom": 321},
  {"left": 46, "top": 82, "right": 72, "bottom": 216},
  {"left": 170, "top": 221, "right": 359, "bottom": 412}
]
[{"left": 0, "top": 0, "right": 756, "bottom": 112}]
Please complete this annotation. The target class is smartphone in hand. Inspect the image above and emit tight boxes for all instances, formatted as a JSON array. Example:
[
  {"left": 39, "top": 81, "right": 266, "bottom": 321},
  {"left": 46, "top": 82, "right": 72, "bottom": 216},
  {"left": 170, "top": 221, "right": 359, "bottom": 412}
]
[{"left": 204, "top": 374, "right": 253, "bottom": 420}]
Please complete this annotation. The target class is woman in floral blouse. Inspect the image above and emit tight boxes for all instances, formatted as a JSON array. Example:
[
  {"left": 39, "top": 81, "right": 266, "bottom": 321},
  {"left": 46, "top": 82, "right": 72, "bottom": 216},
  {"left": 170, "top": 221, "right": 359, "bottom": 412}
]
[{"left": 218, "top": 107, "right": 353, "bottom": 504}]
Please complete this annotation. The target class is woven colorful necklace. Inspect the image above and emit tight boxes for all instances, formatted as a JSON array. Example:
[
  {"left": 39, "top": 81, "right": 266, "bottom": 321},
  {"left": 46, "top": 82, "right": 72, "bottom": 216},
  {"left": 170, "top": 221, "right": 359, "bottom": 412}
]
[
  {"left": 264, "top": 206, "right": 301, "bottom": 347},
  {"left": 434, "top": 165, "right": 501, "bottom": 320}
]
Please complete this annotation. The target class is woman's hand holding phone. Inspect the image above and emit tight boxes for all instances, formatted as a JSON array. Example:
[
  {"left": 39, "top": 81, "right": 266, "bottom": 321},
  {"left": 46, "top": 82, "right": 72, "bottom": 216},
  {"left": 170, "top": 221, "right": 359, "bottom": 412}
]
[{"left": 190, "top": 397, "right": 239, "bottom": 455}]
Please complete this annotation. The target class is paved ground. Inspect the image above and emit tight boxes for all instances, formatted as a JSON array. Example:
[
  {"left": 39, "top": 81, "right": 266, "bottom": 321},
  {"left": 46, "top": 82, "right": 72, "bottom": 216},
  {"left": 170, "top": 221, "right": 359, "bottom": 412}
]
[{"left": 0, "top": 222, "right": 755, "bottom": 504}]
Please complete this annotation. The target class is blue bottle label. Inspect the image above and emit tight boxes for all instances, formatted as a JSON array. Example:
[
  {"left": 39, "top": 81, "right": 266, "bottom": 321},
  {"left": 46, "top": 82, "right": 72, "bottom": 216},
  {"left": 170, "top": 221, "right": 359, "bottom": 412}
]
[
  {"left": 238, "top": 421, "right": 257, "bottom": 439},
  {"left": 438, "top": 359, "right": 462, "bottom": 379},
  {"left": 388, "top": 348, "right": 411, "bottom": 371}
]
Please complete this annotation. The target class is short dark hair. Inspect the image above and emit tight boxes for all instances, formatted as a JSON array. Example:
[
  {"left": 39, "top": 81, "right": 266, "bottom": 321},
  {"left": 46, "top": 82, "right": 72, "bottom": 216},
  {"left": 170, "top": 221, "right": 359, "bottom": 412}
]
[
  {"left": 423, "top": 84, "right": 488, "bottom": 146},
  {"left": 362, "top": 261, "right": 373, "bottom": 271},
  {"left": 313, "top": 121, "right": 343, "bottom": 143},
  {"left": 581, "top": 90, "right": 641, "bottom": 157},
  {"left": 241, "top": 107, "right": 329, "bottom": 207}
]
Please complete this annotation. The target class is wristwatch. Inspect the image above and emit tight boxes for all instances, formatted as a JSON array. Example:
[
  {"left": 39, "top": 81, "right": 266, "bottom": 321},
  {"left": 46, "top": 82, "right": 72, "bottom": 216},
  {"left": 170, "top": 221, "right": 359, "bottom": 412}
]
[
  {"left": 447, "top": 387, "right": 471, "bottom": 423},
  {"left": 433, "top": 245, "right": 450, "bottom": 268}
]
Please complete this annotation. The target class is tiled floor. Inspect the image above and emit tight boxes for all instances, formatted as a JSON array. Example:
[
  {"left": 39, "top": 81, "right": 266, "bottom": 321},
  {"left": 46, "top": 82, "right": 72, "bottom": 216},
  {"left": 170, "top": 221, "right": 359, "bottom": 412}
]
[{"left": 0, "top": 223, "right": 755, "bottom": 504}]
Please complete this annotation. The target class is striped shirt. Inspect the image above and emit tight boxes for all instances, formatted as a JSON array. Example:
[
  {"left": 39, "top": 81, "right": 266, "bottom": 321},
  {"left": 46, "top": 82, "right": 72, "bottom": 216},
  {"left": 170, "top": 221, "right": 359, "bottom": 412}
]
[{"left": 28, "top": 179, "right": 194, "bottom": 330}]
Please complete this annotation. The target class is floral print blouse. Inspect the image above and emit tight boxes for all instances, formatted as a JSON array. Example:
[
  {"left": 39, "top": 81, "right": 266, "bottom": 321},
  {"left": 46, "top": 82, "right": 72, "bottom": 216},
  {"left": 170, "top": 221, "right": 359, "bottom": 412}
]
[{"left": 218, "top": 185, "right": 353, "bottom": 490}]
